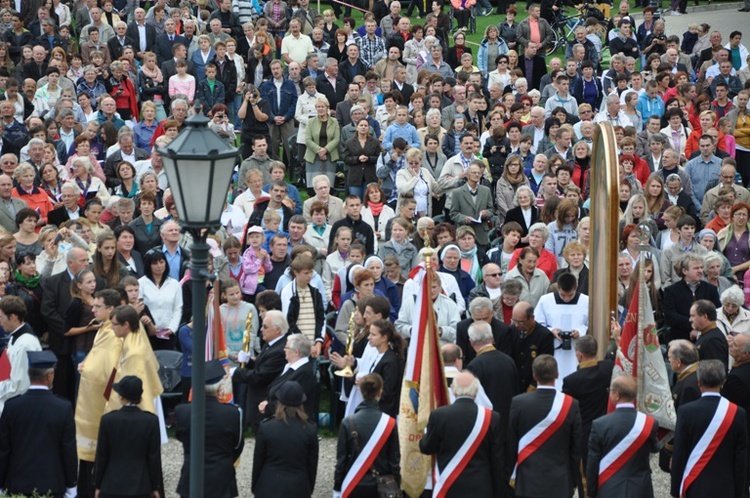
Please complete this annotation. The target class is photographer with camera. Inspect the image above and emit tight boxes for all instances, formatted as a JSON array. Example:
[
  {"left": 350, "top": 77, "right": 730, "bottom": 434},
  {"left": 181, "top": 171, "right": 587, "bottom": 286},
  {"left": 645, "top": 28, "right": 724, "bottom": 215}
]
[
  {"left": 641, "top": 19, "right": 668, "bottom": 62},
  {"left": 533, "top": 272, "right": 589, "bottom": 389},
  {"left": 238, "top": 84, "right": 270, "bottom": 160}
]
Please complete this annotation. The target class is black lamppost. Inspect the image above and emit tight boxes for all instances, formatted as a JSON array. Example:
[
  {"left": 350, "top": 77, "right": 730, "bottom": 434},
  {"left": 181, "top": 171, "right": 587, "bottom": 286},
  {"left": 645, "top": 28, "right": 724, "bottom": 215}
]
[{"left": 157, "top": 111, "right": 239, "bottom": 498}]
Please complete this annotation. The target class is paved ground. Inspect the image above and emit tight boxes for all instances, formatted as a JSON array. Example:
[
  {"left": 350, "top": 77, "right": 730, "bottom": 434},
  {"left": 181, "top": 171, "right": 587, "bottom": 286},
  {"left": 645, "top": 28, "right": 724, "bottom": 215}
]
[
  {"left": 639, "top": 1, "right": 750, "bottom": 38},
  {"left": 160, "top": 436, "right": 672, "bottom": 497},
  {"left": 161, "top": 437, "right": 338, "bottom": 497}
]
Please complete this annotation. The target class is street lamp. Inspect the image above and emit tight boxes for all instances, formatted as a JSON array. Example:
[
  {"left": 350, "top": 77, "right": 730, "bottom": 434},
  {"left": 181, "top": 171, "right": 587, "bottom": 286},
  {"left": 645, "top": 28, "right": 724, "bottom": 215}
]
[{"left": 157, "top": 111, "right": 239, "bottom": 498}]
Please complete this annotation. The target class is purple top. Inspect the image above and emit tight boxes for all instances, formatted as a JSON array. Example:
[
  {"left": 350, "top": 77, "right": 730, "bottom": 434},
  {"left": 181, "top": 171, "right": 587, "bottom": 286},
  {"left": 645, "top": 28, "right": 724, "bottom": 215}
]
[{"left": 724, "top": 229, "right": 750, "bottom": 267}]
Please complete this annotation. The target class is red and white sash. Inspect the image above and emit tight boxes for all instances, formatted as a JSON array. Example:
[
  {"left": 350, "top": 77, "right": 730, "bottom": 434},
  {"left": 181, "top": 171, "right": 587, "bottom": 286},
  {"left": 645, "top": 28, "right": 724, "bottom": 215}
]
[
  {"left": 340, "top": 413, "right": 396, "bottom": 498},
  {"left": 512, "top": 391, "right": 573, "bottom": 479},
  {"left": 680, "top": 397, "right": 738, "bottom": 497},
  {"left": 432, "top": 406, "right": 492, "bottom": 498},
  {"left": 598, "top": 412, "right": 655, "bottom": 486}
]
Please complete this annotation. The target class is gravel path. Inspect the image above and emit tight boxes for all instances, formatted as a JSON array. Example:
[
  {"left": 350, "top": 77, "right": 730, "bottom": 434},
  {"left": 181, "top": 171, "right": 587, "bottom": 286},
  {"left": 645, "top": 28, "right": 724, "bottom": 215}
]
[{"left": 160, "top": 437, "right": 670, "bottom": 497}]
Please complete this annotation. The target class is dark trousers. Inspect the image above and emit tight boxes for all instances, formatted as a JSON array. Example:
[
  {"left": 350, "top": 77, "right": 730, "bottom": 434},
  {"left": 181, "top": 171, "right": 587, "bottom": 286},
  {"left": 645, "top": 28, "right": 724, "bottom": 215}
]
[
  {"left": 53, "top": 355, "right": 76, "bottom": 402},
  {"left": 737, "top": 149, "right": 750, "bottom": 187}
]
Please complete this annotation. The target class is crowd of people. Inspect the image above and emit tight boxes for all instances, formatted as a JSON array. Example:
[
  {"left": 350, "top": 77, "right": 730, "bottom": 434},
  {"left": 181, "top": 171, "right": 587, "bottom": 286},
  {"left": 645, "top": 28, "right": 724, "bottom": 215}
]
[{"left": 0, "top": 0, "right": 749, "bottom": 495}]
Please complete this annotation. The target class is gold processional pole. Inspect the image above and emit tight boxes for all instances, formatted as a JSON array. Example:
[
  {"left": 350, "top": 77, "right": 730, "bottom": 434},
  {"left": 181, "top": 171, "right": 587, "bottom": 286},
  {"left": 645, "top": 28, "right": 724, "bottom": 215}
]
[{"left": 589, "top": 122, "right": 620, "bottom": 361}]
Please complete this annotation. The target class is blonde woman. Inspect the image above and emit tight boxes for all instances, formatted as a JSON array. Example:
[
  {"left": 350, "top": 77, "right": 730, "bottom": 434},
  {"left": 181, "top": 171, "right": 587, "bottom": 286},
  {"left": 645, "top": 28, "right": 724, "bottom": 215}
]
[
  {"left": 295, "top": 77, "right": 324, "bottom": 170},
  {"left": 396, "top": 148, "right": 439, "bottom": 218},
  {"left": 304, "top": 96, "right": 340, "bottom": 187}
]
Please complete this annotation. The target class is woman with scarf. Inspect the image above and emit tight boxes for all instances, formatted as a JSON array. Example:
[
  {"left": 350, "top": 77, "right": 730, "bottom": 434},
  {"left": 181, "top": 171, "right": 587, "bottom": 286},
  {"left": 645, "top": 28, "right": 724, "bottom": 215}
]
[
  {"left": 455, "top": 226, "right": 489, "bottom": 286},
  {"left": 438, "top": 243, "right": 475, "bottom": 309},
  {"left": 138, "top": 52, "right": 167, "bottom": 121},
  {"left": 360, "top": 184, "right": 395, "bottom": 244},
  {"left": 40, "top": 162, "right": 63, "bottom": 204},
  {"left": 508, "top": 222, "right": 559, "bottom": 281},
  {"left": 66, "top": 135, "right": 107, "bottom": 184},
  {"left": 9, "top": 252, "right": 44, "bottom": 336},
  {"left": 364, "top": 256, "right": 400, "bottom": 316}
]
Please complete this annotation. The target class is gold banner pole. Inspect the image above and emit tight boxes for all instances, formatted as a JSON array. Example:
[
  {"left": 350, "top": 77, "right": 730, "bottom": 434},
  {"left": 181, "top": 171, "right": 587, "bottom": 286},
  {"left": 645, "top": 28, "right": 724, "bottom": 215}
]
[{"left": 589, "top": 122, "right": 620, "bottom": 360}]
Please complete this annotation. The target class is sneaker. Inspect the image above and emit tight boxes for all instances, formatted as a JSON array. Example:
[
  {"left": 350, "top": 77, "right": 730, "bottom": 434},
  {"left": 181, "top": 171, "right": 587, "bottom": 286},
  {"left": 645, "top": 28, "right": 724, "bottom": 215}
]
[{"left": 671, "top": 10, "right": 681, "bottom": 15}]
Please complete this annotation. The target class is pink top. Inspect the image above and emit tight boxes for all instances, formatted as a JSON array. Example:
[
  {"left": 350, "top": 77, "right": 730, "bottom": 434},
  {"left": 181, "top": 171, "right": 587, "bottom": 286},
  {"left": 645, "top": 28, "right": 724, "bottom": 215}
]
[{"left": 168, "top": 75, "right": 196, "bottom": 103}]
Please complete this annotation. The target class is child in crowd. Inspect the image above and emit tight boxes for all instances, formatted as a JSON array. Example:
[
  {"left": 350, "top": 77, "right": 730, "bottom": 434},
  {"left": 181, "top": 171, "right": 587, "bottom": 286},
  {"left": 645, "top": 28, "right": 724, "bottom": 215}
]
[
  {"left": 377, "top": 217, "right": 419, "bottom": 277},
  {"left": 331, "top": 241, "right": 366, "bottom": 310},
  {"left": 261, "top": 210, "right": 287, "bottom": 251},
  {"left": 220, "top": 278, "right": 259, "bottom": 363},
  {"left": 241, "top": 225, "right": 273, "bottom": 300},
  {"left": 323, "top": 226, "right": 353, "bottom": 303},
  {"left": 219, "top": 236, "right": 244, "bottom": 283}
]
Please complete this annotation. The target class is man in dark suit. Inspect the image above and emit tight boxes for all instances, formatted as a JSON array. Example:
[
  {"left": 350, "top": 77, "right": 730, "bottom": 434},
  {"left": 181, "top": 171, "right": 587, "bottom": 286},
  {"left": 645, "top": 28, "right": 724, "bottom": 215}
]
[
  {"left": 508, "top": 354, "right": 583, "bottom": 498},
  {"left": 512, "top": 301, "right": 555, "bottom": 392},
  {"left": 233, "top": 309, "right": 288, "bottom": 433},
  {"left": 465, "top": 320, "right": 520, "bottom": 429},
  {"left": 161, "top": 43, "right": 197, "bottom": 89},
  {"left": 47, "top": 183, "right": 85, "bottom": 227},
  {"left": 261, "top": 334, "right": 316, "bottom": 421},
  {"left": 176, "top": 360, "right": 244, "bottom": 498},
  {"left": 40, "top": 247, "right": 93, "bottom": 400},
  {"left": 457, "top": 296, "right": 517, "bottom": 364},
  {"left": 316, "top": 59, "right": 347, "bottom": 113},
  {"left": 671, "top": 360, "right": 748, "bottom": 498},
  {"left": 107, "top": 21, "right": 135, "bottom": 61},
  {"left": 662, "top": 254, "right": 721, "bottom": 342},
  {"left": 154, "top": 18, "right": 187, "bottom": 64},
  {"left": 661, "top": 339, "right": 701, "bottom": 472},
  {"left": 691, "top": 299, "right": 730, "bottom": 371},
  {"left": 563, "top": 335, "right": 614, "bottom": 497},
  {"left": 0, "top": 174, "right": 27, "bottom": 234},
  {"left": 449, "top": 161, "right": 495, "bottom": 251},
  {"left": 519, "top": 45, "right": 547, "bottom": 92},
  {"left": 723, "top": 333, "right": 750, "bottom": 492},
  {"left": 126, "top": 8, "right": 157, "bottom": 60},
  {"left": 586, "top": 375, "right": 659, "bottom": 498},
  {"left": 20, "top": 45, "right": 48, "bottom": 82},
  {"left": 0, "top": 351, "right": 77, "bottom": 498},
  {"left": 420, "top": 371, "right": 504, "bottom": 498},
  {"left": 95, "top": 375, "right": 162, "bottom": 498},
  {"left": 339, "top": 44, "right": 368, "bottom": 84}
]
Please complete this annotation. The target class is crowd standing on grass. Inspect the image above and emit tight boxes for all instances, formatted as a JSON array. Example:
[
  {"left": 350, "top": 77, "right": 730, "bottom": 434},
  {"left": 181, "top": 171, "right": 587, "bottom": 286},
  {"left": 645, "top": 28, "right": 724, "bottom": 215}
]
[{"left": 1, "top": 0, "right": 750, "bottom": 496}]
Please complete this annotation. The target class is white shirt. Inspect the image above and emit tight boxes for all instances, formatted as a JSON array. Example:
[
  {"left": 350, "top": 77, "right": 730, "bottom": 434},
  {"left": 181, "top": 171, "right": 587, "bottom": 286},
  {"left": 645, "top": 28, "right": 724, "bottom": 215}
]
[{"left": 138, "top": 276, "right": 183, "bottom": 333}]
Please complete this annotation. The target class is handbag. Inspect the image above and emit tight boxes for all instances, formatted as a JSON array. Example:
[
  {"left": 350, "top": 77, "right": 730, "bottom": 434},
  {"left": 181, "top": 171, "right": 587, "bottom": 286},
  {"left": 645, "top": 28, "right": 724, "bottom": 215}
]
[{"left": 348, "top": 416, "right": 403, "bottom": 498}]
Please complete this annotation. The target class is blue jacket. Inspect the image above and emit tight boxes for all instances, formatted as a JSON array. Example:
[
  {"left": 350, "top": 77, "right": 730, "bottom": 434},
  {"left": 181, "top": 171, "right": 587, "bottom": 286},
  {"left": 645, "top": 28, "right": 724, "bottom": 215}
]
[
  {"left": 374, "top": 277, "right": 401, "bottom": 316},
  {"left": 477, "top": 37, "right": 509, "bottom": 75},
  {"left": 259, "top": 78, "right": 298, "bottom": 121},
  {"left": 196, "top": 79, "right": 226, "bottom": 115},
  {"left": 382, "top": 122, "right": 421, "bottom": 151},
  {"left": 636, "top": 94, "right": 665, "bottom": 123},
  {"left": 133, "top": 120, "right": 158, "bottom": 154}
]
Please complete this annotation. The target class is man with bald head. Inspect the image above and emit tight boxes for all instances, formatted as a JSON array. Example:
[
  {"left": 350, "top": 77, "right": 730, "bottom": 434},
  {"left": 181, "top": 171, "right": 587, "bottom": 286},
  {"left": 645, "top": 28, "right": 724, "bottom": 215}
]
[
  {"left": 41, "top": 248, "right": 107, "bottom": 400},
  {"left": 586, "top": 375, "right": 659, "bottom": 498},
  {"left": 512, "top": 301, "right": 555, "bottom": 392},
  {"left": 420, "top": 371, "right": 504, "bottom": 497}
]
